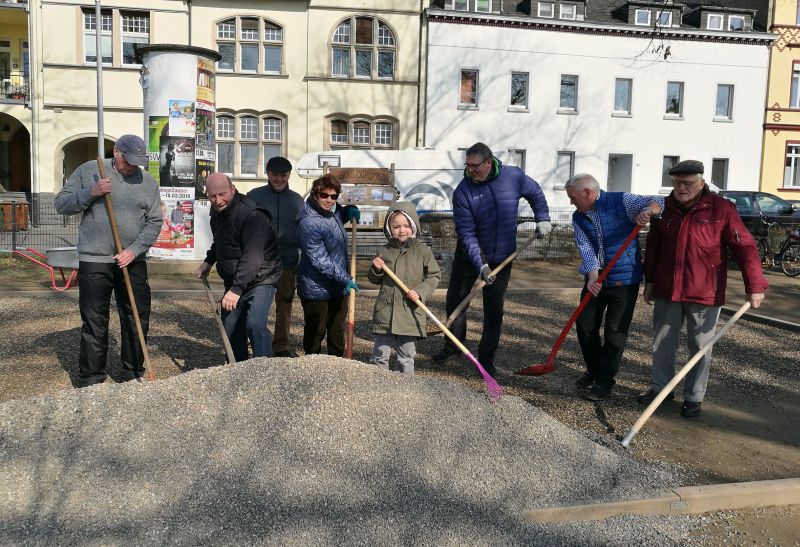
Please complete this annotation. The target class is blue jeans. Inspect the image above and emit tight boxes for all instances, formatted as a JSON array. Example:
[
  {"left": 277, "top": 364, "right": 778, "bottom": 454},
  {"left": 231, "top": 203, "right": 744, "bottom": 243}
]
[{"left": 221, "top": 284, "right": 277, "bottom": 362}]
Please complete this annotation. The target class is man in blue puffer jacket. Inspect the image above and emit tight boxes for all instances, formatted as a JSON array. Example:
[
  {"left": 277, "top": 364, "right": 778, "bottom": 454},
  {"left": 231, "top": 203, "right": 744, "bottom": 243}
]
[
  {"left": 567, "top": 173, "right": 663, "bottom": 402},
  {"left": 432, "top": 142, "right": 551, "bottom": 376}
]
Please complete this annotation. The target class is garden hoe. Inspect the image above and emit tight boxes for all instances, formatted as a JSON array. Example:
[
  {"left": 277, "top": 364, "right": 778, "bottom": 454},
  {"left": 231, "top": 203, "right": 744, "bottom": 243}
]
[{"left": 201, "top": 275, "right": 236, "bottom": 364}]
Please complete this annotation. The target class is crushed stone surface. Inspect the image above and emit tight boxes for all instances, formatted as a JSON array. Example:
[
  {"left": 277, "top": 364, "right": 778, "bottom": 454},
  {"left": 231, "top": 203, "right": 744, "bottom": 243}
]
[{"left": 1, "top": 355, "right": 690, "bottom": 545}]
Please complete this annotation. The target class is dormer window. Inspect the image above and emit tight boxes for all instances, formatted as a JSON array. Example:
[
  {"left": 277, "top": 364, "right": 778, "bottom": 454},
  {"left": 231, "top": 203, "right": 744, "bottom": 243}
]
[
  {"left": 634, "top": 9, "right": 651, "bottom": 26},
  {"left": 444, "top": 0, "right": 468, "bottom": 10},
  {"left": 656, "top": 10, "right": 672, "bottom": 27},
  {"left": 707, "top": 13, "right": 723, "bottom": 30},
  {"left": 538, "top": 1, "right": 555, "bottom": 18},
  {"left": 728, "top": 15, "right": 745, "bottom": 31},
  {"left": 560, "top": 3, "right": 577, "bottom": 20}
]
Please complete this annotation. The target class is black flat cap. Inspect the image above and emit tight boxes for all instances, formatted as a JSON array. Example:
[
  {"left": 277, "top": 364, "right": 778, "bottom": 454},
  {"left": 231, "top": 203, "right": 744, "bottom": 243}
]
[
  {"left": 669, "top": 160, "right": 704, "bottom": 176},
  {"left": 266, "top": 156, "right": 292, "bottom": 173}
]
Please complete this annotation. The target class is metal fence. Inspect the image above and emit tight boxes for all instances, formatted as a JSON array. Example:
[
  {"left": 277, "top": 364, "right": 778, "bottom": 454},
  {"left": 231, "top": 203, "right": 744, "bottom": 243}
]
[{"left": 0, "top": 195, "right": 80, "bottom": 252}]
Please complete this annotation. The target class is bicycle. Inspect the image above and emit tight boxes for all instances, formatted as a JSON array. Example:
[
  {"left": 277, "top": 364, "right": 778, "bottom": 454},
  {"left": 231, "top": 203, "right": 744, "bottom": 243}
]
[{"left": 756, "top": 216, "right": 800, "bottom": 277}]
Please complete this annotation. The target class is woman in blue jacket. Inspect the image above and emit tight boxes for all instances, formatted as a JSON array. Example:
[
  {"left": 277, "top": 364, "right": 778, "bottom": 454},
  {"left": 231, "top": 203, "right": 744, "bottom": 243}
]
[{"left": 296, "top": 174, "right": 360, "bottom": 356}]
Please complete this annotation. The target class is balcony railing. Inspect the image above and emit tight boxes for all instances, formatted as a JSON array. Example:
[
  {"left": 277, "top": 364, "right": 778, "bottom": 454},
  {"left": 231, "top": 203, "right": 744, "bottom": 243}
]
[{"left": 0, "top": 69, "right": 29, "bottom": 102}]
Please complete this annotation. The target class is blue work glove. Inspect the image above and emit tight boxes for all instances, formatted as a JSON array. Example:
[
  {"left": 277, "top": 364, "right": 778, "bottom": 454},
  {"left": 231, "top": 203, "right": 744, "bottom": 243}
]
[
  {"left": 345, "top": 279, "right": 360, "bottom": 293},
  {"left": 480, "top": 264, "right": 495, "bottom": 285},
  {"left": 346, "top": 205, "right": 361, "bottom": 223},
  {"left": 535, "top": 220, "right": 552, "bottom": 239}
]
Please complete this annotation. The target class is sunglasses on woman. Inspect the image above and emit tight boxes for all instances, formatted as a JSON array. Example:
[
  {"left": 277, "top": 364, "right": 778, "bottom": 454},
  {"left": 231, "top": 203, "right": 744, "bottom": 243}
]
[{"left": 318, "top": 191, "right": 339, "bottom": 200}]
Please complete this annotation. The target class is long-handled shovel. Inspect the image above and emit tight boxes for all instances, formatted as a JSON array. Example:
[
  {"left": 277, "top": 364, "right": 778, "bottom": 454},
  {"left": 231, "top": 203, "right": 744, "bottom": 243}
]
[
  {"left": 621, "top": 301, "right": 751, "bottom": 448},
  {"left": 380, "top": 264, "right": 504, "bottom": 403},
  {"left": 201, "top": 275, "right": 236, "bottom": 364},
  {"left": 96, "top": 157, "right": 155, "bottom": 382},
  {"left": 516, "top": 225, "right": 642, "bottom": 376},
  {"left": 345, "top": 223, "right": 357, "bottom": 358},
  {"left": 428, "top": 232, "right": 539, "bottom": 336}
]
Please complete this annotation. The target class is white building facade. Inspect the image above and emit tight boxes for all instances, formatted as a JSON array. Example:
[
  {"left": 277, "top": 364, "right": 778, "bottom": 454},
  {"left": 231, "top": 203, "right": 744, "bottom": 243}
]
[{"left": 423, "top": 5, "right": 774, "bottom": 210}]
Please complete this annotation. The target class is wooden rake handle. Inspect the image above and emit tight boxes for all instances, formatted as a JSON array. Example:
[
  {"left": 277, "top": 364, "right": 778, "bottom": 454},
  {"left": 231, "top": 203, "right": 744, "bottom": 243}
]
[
  {"left": 201, "top": 275, "right": 236, "bottom": 364},
  {"left": 346, "top": 223, "right": 357, "bottom": 358},
  {"left": 96, "top": 157, "right": 154, "bottom": 381},
  {"left": 621, "top": 301, "right": 751, "bottom": 448}
]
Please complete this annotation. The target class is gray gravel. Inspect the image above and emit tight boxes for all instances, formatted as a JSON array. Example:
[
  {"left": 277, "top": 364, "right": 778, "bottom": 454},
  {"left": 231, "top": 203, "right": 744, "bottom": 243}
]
[{"left": 1, "top": 355, "right": 691, "bottom": 545}]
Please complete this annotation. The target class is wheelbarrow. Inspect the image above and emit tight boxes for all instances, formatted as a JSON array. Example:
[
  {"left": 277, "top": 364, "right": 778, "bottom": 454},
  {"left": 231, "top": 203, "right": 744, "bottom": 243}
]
[{"left": 12, "top": 246, "right": 79, "bottom": 291}]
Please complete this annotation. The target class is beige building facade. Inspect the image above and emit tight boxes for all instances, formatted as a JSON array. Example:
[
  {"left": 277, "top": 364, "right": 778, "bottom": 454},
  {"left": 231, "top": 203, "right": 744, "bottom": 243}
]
[
  {"left": 762, "top": 0, "right": 800, "bottom": 201},
  {"left": 0, "top": 0, "right": 426, "bottom": 200}
]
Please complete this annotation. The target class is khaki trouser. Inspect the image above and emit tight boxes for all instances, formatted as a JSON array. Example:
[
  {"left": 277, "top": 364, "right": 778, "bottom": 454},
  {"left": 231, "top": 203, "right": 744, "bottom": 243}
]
[{"left": 272, "top": 268, "right": 297, "bottom": 354}]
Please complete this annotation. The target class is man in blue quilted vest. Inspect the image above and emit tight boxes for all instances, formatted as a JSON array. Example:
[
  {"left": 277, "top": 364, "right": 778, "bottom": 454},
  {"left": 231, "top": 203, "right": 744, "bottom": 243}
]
[
  {"left": 432, "top": 142, "right": 551, "bottom": 376},
  {"left": 566, "top": 174, "right": 663, "bottom": 401}
]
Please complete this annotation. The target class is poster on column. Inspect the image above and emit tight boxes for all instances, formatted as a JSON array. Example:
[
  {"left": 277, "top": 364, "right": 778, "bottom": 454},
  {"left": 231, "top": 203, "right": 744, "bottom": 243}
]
[
  {"left": 159, "top": 136, "right": 195, "bottom": 190},
  {"left": 147, "top": 116, "right": 169, "bottom": 184},
  {"left": 196, "top": 109, "right": 214, "bottom": 151},
  {"left": 195, "top": 159, "right": 213, "bottom": 199},
  {"left": 196, "top": 57, "right": 215, "bottom": 112},
  {"left": 168, "top": 99, "right": 196, "bottom": 137},
  {"left": 149, "top": 199, "right": 195, "bottom": 259}
]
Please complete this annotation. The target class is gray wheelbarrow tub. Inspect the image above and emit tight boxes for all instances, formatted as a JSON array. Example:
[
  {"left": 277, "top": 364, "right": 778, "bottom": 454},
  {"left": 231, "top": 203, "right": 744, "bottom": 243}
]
[{"left": 46, "top": 247, "right": 79, "bottom": 270}]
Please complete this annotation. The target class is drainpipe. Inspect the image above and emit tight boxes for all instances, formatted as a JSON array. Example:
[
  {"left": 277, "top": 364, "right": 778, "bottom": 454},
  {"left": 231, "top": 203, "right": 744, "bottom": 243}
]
[
  {"left": 415, "top": 0, "right": 424, "bottom": 146},
  {"left": 25, "top": 0, "right": 38, "bottom": 201},
  {"left": 187, "top": 0, "right": 192, "bottom": 45},
  {"left": 422, "top": 5, "right": 430, "bottom": 147}
]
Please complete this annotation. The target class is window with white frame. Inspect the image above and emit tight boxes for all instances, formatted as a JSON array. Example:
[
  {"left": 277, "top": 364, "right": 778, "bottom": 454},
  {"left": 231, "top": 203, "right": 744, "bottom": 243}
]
[
  {"left": 784, "top": 144, "right": 800, "bottom": 187},
  {"left": 560, "top": 3, "right": 577, "bottom": 20},
  {"left": 665, "top": 81, "right": 684, "bottom": 116},
  {"left": 613, "top": 78, "right": 632, "bottom": 115},
  {"left": 510, "top": 72, "right": 529, "bottom": 108},
  {"left": 715, "top": 84, "right": 733, "bottom": 119},
  {"left": 331, "top": 17, "right": 395, "bottom": 80},
  {"left": 509, "top": 149, "right": 526, "bottom": 172},
  {"left": 555, "top": 151, "right": 575, "bottom": 186},
  {"left": 662, "top": 155, "right": 679, "bottom": 186},
  {"left": 634, "top": 9, "right": 650, "bottom": 26},
  {"left": 792, "top": 63, "right": 800, "bottom": 108},
  {"left": 538, "top": 2, "right": 555, "bottom": 18},
  {"left": 728, "top": 15, "right": 745, "bottom": 31},
  {"left": 215, "top": 113, "right": 286, "bottom": 177},
  {"left": 475, "top": 0, "right": 491, "bottom": 13},
  {"left": 656, "top": 10, "right": 672, "bottom": 27},
  {"left": 328, "top": 118, "right": 395, "bottom": 149},
  {"left": 711, "top": 158, "right": 728, "bottom": 189},
  {"left": 121, "top": 12, "right": 149, "bottom": 66},
  {"left": 216, "top": 17, "right": 284, "bottom": 74},
  {"left": 560, "top": 74, "right": 578, "bottom": 111},
  {"left": 460, "top": 69, "right": 478, "bottom": 106},
  {"left": 217, "top": 116, "right": 235, "bottom": 174},
  {"left": 83, "top": 9, "right": 112, "bottom": 64},
  {"left": 445, "top": 0, "right": 469, "bottom": 10},
  {"left": 706, "top": 13, "right": 723, "bottom": 30}
]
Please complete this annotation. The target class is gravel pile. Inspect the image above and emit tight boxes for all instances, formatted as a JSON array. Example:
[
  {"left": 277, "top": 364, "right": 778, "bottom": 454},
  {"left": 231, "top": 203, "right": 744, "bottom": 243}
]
[{"left": 1, "top": 355, "right": 690, "bottom": 545}]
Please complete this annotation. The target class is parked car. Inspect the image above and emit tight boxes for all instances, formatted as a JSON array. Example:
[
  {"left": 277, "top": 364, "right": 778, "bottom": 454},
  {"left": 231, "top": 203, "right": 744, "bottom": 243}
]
[{"left": 718, "top": 191, "right": 800, "bottom": 237}]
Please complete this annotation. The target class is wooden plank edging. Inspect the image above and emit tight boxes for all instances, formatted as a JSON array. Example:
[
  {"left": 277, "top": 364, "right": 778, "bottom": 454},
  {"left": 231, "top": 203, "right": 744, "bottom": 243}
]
[{"left": 523, "top": 478, "right": 800, "bottom": 522}]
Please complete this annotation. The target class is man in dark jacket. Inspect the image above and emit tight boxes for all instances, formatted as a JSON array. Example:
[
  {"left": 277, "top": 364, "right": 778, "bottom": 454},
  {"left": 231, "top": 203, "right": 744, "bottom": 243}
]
[
  {"left": 197, "top": 173, "right": 282, "bottom": 362},
  {"left": 247, "top": 157, "right": 304, "bottom": 357},
  {"left": 432, "top": 142, "right": 551, "bottom": 376},
  {"left": 640, "top": 160, "right": 767, "bottom": 417},
  {"left": 567, "top": 173, "right": 663, "bottom": 402}
]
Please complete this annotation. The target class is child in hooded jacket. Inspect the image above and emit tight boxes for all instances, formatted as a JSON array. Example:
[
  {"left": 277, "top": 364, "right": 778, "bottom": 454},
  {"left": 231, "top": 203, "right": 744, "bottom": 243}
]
[{"left": 368, "top": 202, "right": 441, "bottom": 374}]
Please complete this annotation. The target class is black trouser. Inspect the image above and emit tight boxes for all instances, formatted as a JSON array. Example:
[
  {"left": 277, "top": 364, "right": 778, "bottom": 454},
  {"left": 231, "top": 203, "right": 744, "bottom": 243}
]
[
  {"left": 77, "top": 260, "right": 151, "bottom": 387},
  {"left": 575, "top": 282, "right": 639, "bottom": 388},
  {"left": 300, "top": 296, "right": 346, "bottom": 357},
  {"left": 442, "top": 246, "right": 512, "bottom": 367}
]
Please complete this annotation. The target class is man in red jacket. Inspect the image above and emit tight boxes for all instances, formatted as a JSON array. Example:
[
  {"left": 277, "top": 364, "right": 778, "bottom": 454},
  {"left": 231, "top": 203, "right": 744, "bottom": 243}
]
[{"left": 640, "top": 160, "right": 767, "bottom": 417}]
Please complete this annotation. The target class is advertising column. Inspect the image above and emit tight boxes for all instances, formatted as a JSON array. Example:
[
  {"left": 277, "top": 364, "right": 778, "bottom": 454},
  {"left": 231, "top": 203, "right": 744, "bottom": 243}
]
[{"left": 138, "top": 44, "right": 220, "bottom": 260}]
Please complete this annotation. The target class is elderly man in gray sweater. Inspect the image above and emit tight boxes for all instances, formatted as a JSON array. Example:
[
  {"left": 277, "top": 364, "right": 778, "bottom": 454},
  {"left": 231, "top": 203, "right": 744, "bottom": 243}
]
[{"left": 55, "top": 135, "right": 162, "bottom": 387}]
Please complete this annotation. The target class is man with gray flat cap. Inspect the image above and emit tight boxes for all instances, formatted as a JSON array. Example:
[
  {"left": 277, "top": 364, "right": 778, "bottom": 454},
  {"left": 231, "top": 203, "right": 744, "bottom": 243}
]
[
  {"left": 55, "top": 134, "right": 162, "bottom": 387},
  {"left": 247, "top": 156, "right": 304, "bottom": 357},
  {"left": 639, "top": 159, "right": 767, "bottom": 417}
]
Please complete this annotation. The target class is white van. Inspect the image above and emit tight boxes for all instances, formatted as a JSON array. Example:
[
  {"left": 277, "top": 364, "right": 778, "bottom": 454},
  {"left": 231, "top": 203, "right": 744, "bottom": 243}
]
[{"left": 295, "top": 148, "right": 520, "bottom": 212}]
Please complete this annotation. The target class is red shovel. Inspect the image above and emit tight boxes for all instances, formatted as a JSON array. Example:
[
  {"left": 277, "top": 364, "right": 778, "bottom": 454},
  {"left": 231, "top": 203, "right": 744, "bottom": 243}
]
[{"left": 515, "top": 225, "right": 642, "bottom": 376}]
